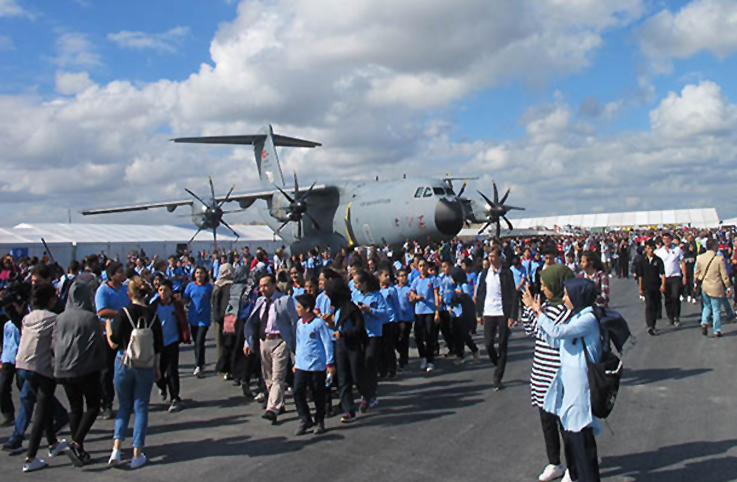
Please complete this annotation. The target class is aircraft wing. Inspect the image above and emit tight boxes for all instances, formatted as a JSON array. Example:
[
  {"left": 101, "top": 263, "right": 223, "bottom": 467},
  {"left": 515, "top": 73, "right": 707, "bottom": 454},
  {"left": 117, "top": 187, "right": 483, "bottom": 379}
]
[{"left": 81, "top": 185, "right": 332, "bottom": 216}]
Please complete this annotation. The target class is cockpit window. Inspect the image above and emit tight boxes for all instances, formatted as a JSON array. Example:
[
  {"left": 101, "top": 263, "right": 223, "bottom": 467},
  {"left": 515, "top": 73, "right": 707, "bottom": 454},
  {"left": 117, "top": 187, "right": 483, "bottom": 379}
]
[
  {"left": 445, "top": 187, "right": 455, "bottom": 196},
  {"left": 432, "top": 187, "right": 445, "bottom": 196},
  {"left": 414, "top": 187, "right": 424, "bottom": 198},
  {"left": 423, "top": 187, "right": 433, "bottom": 198}
]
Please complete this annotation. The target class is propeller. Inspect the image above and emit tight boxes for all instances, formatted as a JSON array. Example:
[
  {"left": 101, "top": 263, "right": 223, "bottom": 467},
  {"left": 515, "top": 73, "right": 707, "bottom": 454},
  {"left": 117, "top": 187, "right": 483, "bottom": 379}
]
[
  {"left": 185, "top": 176, "right": 242, "bottom": 246},
  {"left": 477, "top": 180, "right": 525, "bottom": 238},
  {"left": 272, "top": 171, "right": 321, "bottom": 239}
]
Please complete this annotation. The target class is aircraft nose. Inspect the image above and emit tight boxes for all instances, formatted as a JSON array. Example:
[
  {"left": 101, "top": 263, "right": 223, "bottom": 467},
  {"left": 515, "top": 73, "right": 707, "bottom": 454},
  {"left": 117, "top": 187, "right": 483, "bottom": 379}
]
[{"left": 435, "top": 198, "right": 464, "bottom": 236}]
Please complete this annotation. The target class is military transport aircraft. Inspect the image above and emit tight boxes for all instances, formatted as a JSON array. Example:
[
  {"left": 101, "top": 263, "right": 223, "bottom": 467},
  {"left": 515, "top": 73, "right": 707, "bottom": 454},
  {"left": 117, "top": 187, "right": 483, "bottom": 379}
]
[{"left": 81, "top": 125, "right": 523, "bottom": 253}]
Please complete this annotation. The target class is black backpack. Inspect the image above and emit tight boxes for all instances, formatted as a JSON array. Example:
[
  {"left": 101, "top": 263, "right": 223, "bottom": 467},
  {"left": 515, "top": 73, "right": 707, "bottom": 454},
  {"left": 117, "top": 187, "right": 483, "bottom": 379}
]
[{"left": 580, "top": 307, "right": 631, "bottom": 419}]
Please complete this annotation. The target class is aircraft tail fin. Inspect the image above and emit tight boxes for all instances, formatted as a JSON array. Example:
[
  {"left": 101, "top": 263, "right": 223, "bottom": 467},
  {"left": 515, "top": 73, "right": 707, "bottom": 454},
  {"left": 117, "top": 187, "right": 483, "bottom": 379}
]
[{"left": 171, "top": 125, "right": 321, "bottom": 188}]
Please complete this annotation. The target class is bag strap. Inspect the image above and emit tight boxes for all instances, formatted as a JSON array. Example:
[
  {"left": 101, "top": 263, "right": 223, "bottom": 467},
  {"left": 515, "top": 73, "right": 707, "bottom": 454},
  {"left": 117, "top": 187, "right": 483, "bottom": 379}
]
[{"left": 122, "top": 307, "right": 137, "bottom": 330}]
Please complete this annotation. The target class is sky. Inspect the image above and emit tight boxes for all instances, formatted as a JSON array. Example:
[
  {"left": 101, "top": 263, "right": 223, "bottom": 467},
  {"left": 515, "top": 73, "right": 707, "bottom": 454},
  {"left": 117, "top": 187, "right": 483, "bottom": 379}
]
[{"left": 1, "top": 0, "right": 737, "bottom": 227}]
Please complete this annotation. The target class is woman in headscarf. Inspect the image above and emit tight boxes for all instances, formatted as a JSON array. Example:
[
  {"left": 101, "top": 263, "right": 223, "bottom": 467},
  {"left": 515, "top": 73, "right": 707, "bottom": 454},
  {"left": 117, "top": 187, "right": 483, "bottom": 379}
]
[
  {"left": 521, "top": 263, "right": 574, "bottom": 482},
  {"left": 533, "top": 277, "right": 602, "bottom": 482},
  {"left": 211, "top": 263, "right": 235, "bottom": 380}
]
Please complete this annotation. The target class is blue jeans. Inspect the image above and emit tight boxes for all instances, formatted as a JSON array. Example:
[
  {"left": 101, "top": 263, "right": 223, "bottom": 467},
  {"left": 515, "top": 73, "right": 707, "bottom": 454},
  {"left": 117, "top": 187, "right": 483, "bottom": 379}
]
[
  {"left": 701, "top": 293, "right": 724, "bottom": 334},
  {"left": 113, "top": 355, "right": 155, "bottom": 448},
  {"left": 9, "top": 370, "right": 68, "bottom": 443}
]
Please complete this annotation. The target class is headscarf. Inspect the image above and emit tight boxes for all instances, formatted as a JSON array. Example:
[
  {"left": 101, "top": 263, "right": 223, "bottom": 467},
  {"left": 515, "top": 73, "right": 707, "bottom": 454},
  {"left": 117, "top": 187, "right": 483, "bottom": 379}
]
[
  {"left": 563, "top": 277, "right": 598, "bottom": 314},
  {"left": 215, "top": 263, "right": 235, "bottom": 288},
  {"left": 540, "top": 263, "right": 574, "bottom": 306}
]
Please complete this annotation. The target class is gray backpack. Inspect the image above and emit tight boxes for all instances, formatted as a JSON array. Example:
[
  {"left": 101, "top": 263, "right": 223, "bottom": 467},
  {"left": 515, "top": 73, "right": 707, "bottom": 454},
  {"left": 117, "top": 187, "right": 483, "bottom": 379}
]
[{"left": 121, "top": 308, "right": 156, "bottom": 369}]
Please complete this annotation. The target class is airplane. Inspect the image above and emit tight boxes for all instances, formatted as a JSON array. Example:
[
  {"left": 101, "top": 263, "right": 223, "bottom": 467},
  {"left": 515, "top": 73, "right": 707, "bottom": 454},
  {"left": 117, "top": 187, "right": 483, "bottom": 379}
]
[{"left": 81, "top": 125, "right": 524, "bottom": 253}]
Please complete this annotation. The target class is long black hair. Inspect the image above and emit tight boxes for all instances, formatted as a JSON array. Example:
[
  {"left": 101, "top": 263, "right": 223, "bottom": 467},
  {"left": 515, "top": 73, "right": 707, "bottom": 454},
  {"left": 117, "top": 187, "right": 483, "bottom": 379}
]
[{"left": 354, "top": 269, "right": 380, "bottom": 292}]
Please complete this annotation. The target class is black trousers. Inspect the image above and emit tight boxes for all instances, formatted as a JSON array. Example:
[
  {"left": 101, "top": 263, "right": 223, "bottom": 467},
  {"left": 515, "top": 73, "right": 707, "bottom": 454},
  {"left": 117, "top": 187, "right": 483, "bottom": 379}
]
[
  {"left": 414, "top": 313, "right": 437, "bottom": 364},
  {"left": 564, "top": 427, "right": 600, "bottom": 482},
  {"left": 439, "top": 311, "right": 455, "bottom": 354},
  {"left": 293, "top": 369, "right": 326, "bottom": 424},
  {"left": 101, "top": 341, "right": 117, "bottom": 410},
  {"left": 59, "top": 371, "right": 100, "bottom": 449},
  {"left": 396, "top": 321, "right": 413, "bottom": 367},
  {"left": 483, "top": 316, "right": 510, "bottom": 385},
  {"left": 0, "top": 362, "right": 20, "bottom": 420},
  {"left": 644, "top": 289, "right": 661, "bottom": 329},
  {"left": 190, "top": 325, "right": 209, "bottom": 369},
  {"left": 379, "top": 323, "right": 397, "bottom": 377},
  {"left": 453, "top": 316, "right": 478, "bottom": 358},
  {"left": 540, "top": 408, "right": 569, "bottom": 467},
  {"left": 336, "top": 339, "right": 366, "bottom": 416},
  {"left": 664, "top": 276, "right": 682, "bottom": 321},
  {"left": 24, "top": 372, "right": 57, "bottom": 460},
  {"left": 364, "top": 337, "right": 381, "bottom": 399},
  {"left": 156, "top": 343, "right": 181, "bottom": 401}
]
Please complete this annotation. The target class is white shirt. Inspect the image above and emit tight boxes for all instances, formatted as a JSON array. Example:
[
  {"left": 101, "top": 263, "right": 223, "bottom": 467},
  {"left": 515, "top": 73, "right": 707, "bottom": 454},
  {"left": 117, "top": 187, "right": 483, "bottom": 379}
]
[
  {"left": 483, "top": 267, "right": 504, "bottom": 317},
  {"left": 655, "top": 245, "right": 684, "bottom": 278}
]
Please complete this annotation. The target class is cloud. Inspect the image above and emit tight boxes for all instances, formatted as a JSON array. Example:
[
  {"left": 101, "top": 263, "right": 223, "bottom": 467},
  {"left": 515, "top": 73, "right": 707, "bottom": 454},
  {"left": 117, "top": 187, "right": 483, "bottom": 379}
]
[
  {"left": 108, "top": 26, "right": 190, "bottom": 53},
  {"left": 0, "top": 0, "right": 30, "bottom": 18},
  {"left": 0, "top": 34, "right": 14, "bottom": 51},
  {"left": 638, "top": 0, "right": 737, "bottom": 74},
  {"left": 11, "top": 0, "right": 737, "bottom": 227},
  {"left": 55, "top": 71, "right": 95, "bottom": 95},
  {"left": 53, "top": 33, "right": 102, "bottom": 68}
]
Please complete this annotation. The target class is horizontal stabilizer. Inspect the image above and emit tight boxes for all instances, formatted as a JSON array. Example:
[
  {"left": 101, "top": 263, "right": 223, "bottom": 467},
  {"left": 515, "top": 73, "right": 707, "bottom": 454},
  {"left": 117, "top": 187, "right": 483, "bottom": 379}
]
[{"left": 171, "top": 134, "right": 321, "bottom": 148}]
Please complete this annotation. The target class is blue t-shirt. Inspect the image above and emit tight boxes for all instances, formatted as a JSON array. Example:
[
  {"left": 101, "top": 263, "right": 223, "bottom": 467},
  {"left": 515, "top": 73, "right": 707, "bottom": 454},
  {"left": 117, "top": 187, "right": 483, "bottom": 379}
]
[
  {"left": 380, "top": 286, "right": 399, "bottom": 323},
  {"left": 95, "top": 282, "right": 130, "bottom": 321},
  {"left": 511, "top": 265, "right": 527, "bottom": 289},
  {"left": 315, "top": 291, "right": 333, "bottom": 316},
  {"left": 292, "top": 285, "right": 306, "bottom": 300},
  {"left": 295, "top": 316, "right": 334, "bottom": 371},
  {"left": 183, "top": 282, "right": 213, "bottom": 326},
  {"left": 466, "top": 271, "right": 478, "bottom": 290},
  {"left": 156, "top": 303, "right": 180, "bottom": 346},
  {"left": 167, "top": 266, "right": 185, "bottom": 292},
  {"left": 1, "top": 321, "right": 20, "bottom": 365},
  {"left": 410, "top": 275, "right": 439, "bottom": 315},
  {"left": 438, "top": 274, "right": 456, "bottom": 311},
  {"left": 395, "top": 284, "right": 414, "bottom": 322},
  {"left": 408, "top": 269, "right": 420, "bottom": 285},
  {"left": 352, "top": 291, "right": 390, "bottom": 337}
]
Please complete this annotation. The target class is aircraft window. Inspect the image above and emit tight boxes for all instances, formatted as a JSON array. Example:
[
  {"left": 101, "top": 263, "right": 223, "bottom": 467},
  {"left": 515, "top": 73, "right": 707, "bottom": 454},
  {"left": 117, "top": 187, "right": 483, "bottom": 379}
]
[
  {"left": 432, "top": 187, "right": 445, "bottom": 196},
  {"left": 414, "top": 187, "right": 424, "bottom": 198},
  {"left": 423, "top": 187, "right": 433, "bottom": 197},
  {"left": 445, "top": 187, "right": 455, "bottom": 196}
]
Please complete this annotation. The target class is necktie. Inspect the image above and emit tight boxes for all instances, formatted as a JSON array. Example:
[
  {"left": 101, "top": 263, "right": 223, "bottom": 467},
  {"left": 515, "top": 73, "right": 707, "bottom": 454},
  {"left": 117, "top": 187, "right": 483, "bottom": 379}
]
[{"left": 259, "top": 298, "right": 272, "bottom": 339}]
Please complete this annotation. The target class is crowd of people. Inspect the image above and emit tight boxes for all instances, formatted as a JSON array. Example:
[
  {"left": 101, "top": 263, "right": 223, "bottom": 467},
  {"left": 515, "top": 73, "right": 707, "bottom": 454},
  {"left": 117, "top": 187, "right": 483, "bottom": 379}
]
[{"left": 0, "top": 225, "right": 735, "bottom": 480}]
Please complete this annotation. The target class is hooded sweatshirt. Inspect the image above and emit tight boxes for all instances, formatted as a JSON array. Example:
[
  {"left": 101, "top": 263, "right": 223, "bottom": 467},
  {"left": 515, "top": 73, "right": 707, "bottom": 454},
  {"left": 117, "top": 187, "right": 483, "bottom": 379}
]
[
  {"left": 53, "top": 282, "right": 105, "bottom": 379},
  {"left": 16, "top": 309, "right": 57, "bottom": 379}
]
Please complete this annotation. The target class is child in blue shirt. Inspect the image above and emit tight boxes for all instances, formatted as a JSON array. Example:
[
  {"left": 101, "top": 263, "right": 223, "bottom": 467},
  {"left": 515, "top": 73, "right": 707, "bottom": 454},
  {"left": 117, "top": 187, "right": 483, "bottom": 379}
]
[
  {"left": 293, "top": 294, "right": 334, "bottom": 436},
  {"left": 183, "top": 267, "right": 213, "bottom": 378},
  {"left": 1, "top": 312, "right": 22, "bottom": 426},
  {"left": 409, "top": 259, "right": 440, "bottom": 372},
  {"left": 378, "top": 268, "right": 399, "bottom": 378},
  {"left": 395, "top": 269, "right": 415, "bottom": 369}
]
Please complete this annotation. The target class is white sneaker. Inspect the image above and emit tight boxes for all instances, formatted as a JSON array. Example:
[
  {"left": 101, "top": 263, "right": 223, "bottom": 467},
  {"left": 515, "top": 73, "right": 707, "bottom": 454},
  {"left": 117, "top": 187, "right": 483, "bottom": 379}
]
[
  {"left": 130, "top": 453, "right": 147, "bottom": 469},
  {"left": 561, "top": 469, "right": 573, "bottom": 482},
  {"left": 538, "top": 463, "right": 564, "bottom": 481},
  {"left": 426, "top": 363, "right": 435, "bottom": 372},
  {"left": 254, "top": 392, "right": 265, "bottom": 403},
  {"left": 193, "top": 367, "right": 201, "bottom": 377},
  {"left": 22, "top": 458, "right": 48, "bottom": 473},
  {"left": 687, "top": 296, "right": 692, "bottom": 303},
  {"left": 48, "top": 439, "right": 68, "bottom": 458},
  {"left": 108, "top": 449, "right": 122, "bottom": 467},
  {"left": 419, "top": 358, "right": 428, "bottom": 370},
  {"left": 680, "top": 295, "right": 684, "bottom": 302}
]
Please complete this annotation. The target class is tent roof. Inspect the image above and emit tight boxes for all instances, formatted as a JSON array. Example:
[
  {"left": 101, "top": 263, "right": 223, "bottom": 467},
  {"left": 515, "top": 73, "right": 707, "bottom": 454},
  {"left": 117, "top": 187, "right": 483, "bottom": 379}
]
[{"left": 510, "top": 208, "right": 720, "bottom": 230}]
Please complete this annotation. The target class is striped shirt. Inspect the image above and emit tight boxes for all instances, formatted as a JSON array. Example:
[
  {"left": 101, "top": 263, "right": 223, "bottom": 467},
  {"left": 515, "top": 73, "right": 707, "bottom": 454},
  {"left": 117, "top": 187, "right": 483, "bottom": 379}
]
[{"left": 521, "top": 303, "right": 571, "bottom": 408}]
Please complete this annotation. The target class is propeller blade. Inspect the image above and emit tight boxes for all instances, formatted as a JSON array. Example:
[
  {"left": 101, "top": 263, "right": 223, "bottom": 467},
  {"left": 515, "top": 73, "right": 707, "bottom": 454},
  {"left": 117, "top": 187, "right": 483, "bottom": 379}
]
[
  {"left": 493, "top": 181, "right": 499, "bottom": 204},
  {"left": 477, "top": 191, "right": 496, "bottom": 210},
  {"left": 209, "top": 176, "right": 216, "bottom": 202},
  {"left": 218, "top": 184, "right": 236, "bottom": 207},
  {"left": 273, "top": 183, "right": 295, "bottom": 204},
  {"left": 213, "top": 225, "right": 218, "bottom": 249},
  {"left": 503, "top": 216, "right": 514, "bottom": 231},
  {"left": 220, "top": 219, "right": 240, "bottom": 238},
  {"left": 185, "top": 188, "right": 209, "bottom": 207},
  {"left": 293, "top": 171, "right": 300, "bottom": 197},
  {"left": 505, "top": 205, "right": 526, "bottom": 211},
  {"left": 496, "top": 219, "right": 501, "bottom": 239},
  {"left": 478, "top": 222, "right": 491, "bottom": 235},
  {"left": 457, "top": 181, "right": 467, "bottom": 198},
  {"left": 220, "top": 209, "right": 249, "bottom": 215},
  {"left": 298, "top": 219, "right": 303, "bottom": 239},
  {"left": 188, "top": 227, "right": 203, "bottom": 245},
  {"left": 500, "top": 187, "right": 511, "bottom": 205},
  {"left": 277, "top": 220, "right": 291, "bottom": 233},
  {"left": 298, "top": 181, "right": 317, "bottom": 202},
  {"left": 305, "top": 212, "right": 321, "bottom": 231}
]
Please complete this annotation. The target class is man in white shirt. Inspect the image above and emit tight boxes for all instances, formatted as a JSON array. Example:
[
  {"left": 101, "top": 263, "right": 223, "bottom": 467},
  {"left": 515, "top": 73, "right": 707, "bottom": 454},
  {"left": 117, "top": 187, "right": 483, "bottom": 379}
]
[{"left": 655, "top": 232, "right": 686, "bottom": 326}]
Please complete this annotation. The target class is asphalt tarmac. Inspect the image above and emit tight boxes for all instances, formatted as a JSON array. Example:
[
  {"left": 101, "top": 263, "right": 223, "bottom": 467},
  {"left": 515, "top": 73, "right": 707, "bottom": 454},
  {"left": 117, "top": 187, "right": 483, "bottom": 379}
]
[{"left": 2, "top": 277, "right": 736, "bottom": 481}]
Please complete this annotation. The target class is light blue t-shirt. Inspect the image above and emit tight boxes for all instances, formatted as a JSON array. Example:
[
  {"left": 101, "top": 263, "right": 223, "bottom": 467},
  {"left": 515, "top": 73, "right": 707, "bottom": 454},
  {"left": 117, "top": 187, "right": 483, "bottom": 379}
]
[
  {"left": 352, "top": 291, "right": 390, "bottom": 337},
  {"left": 1, "top": 321, "right": 20, "bottom": 364},
  {"left": 380, "top": 286, "right": 399, "bottom": 323},
  {"left": 183, "top": 282, "right": 213, "bottom": 326},
  {"left": 156, "top": 303, "right": 180, "bottom": 347},
  {"left": 395, "top": 284, "right": 414, "bottom": 322},
  {"left": 95, "top": 282, "right": 130, "bottom": 321},
  {"left": 410, "top": 275, "right": 439, "bottom": 315},
  {"left": 295, "top": 316, "right": 334, "bottom": 372}
]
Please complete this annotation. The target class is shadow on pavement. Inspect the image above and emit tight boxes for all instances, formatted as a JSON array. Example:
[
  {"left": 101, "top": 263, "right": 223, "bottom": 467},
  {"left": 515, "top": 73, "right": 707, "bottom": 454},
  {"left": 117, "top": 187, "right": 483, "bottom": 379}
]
[
  {"left": 621, "top": 367, "right": 713, "bottom": 386},
  {"left": 601, "top": 439, "right": 737, "bottom": 482}
]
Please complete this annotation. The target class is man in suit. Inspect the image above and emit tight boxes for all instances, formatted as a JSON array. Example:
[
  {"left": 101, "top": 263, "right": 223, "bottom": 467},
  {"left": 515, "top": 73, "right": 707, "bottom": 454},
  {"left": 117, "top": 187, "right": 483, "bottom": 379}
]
[
  {"left": 475, "top": 245, "right": 517, "bottom": 391},
  {"left": 243, "top": 274, "right": 298, "bottom": 423},
  {"left": 695, "top": 239, "right": 733, "bottom": 338}
]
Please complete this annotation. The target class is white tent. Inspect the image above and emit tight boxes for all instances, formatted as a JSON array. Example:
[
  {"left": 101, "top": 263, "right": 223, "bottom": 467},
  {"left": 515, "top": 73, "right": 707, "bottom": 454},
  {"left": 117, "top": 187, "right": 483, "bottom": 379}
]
[
  {"left": 0, "top": 223, "right": 282, "bottom": 267},
  {"left": 509, "top": 208, "right": 720, "bottom": 230}
]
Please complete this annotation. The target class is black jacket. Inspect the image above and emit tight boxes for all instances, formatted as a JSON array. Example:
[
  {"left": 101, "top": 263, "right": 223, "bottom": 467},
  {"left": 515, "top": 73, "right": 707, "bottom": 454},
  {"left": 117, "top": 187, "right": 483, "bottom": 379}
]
[{"left": 475, "top": 265, "right": 517, "bottom": 320}]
